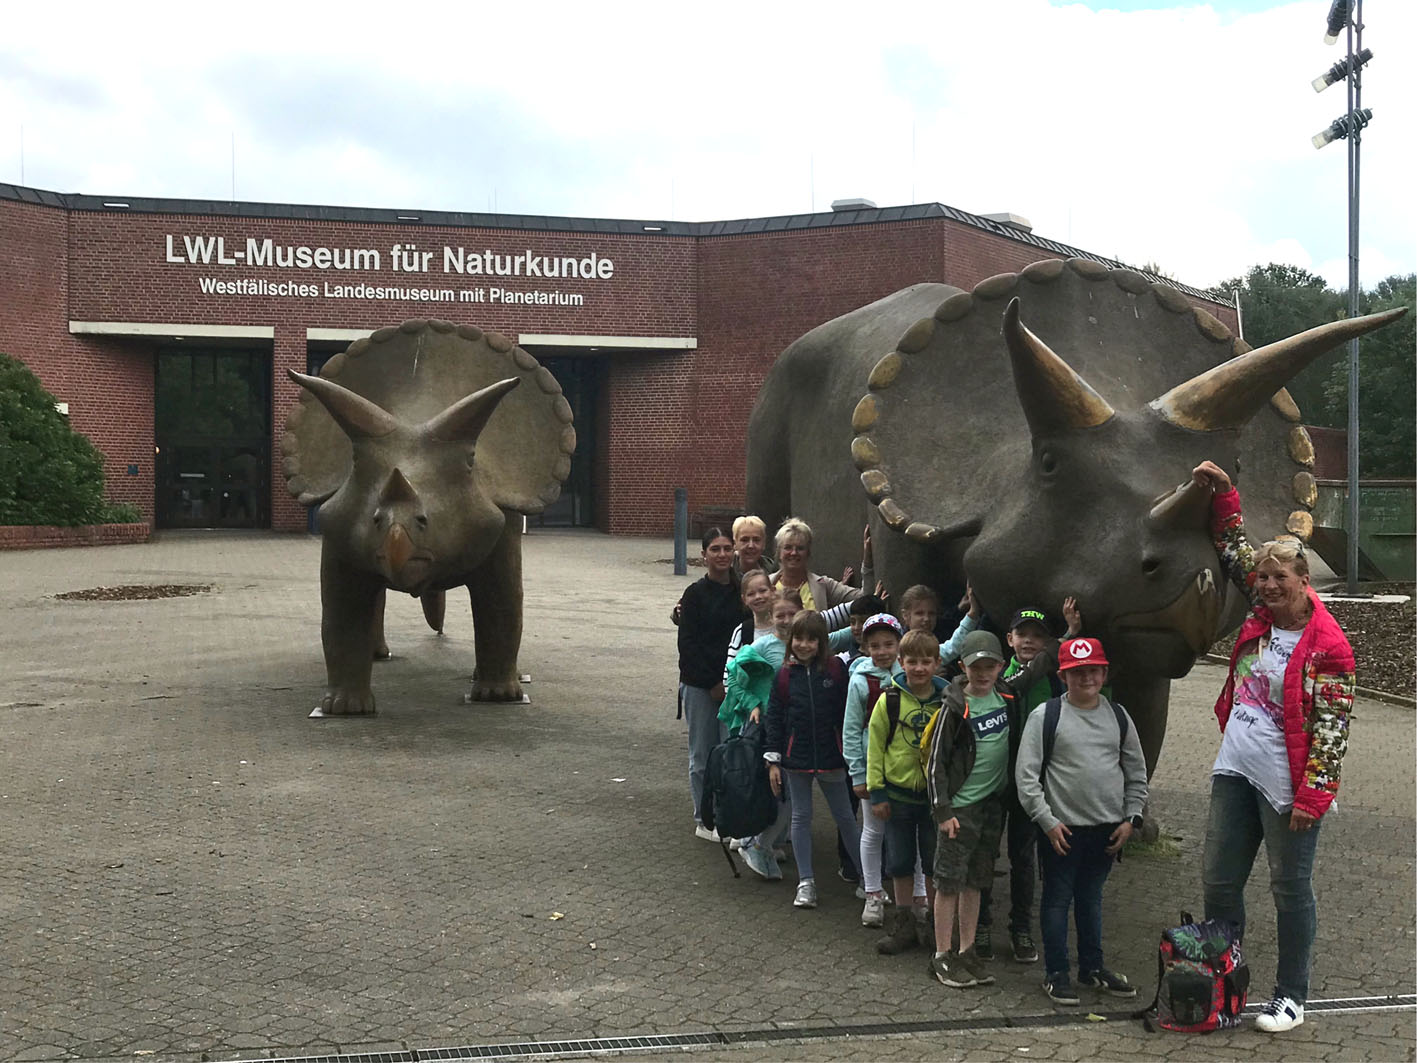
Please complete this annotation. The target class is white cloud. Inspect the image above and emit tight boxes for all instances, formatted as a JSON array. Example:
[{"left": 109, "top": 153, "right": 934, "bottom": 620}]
[{"left": 2, "top": 0, "right": 1412, "bottom": 291}]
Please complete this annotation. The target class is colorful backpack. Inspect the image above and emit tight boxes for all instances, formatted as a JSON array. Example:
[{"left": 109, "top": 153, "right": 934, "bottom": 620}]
[{"left": 1141, "top": 912, "right": 1249, "bottom": 1032}]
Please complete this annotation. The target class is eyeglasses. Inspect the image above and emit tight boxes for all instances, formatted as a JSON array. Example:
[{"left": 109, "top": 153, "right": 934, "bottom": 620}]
[{"left": 1260, "top": 538, "right": 1306, "bottom": 559}]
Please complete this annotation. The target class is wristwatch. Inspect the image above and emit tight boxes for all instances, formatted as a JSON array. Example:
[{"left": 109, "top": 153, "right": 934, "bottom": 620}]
[{"left": 1129, "top": 814, "right": 1145, "bottom": 830}]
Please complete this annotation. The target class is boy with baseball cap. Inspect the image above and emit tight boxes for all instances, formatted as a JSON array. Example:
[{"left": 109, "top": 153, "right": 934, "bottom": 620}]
[
  {"left": 1014, "top": 637, "right": 1148, "bottom": 1006},
  {"left": 924, "top": 629, "right": 1021, "bottom": 987}
]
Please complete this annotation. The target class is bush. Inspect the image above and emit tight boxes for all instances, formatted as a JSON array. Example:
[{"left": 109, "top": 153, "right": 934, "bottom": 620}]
[
  {"left": 103, "top": 503, "right": 144, "bottom": 523},
  {"left": 0, "top": 353, "right": 121, "bottom": 526}
]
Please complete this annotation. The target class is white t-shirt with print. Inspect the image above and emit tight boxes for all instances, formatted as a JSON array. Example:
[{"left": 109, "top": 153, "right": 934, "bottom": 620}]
[{"left": 1212, "top": 624, "right": 1303, "bottom": 812}]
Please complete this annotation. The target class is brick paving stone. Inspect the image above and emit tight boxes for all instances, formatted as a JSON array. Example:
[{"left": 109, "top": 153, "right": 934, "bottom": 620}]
[{"left": 0, "top": 530, "right": 1411, "bottom": 1063}]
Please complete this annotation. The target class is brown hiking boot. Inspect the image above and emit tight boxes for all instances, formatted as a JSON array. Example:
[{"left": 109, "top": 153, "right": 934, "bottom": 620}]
[{"left": 876, "top": 908, "right": 919, "bottom": 955}]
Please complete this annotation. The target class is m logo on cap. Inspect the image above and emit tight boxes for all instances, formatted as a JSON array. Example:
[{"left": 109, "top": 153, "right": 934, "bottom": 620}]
[{"left": 1070, "top": 640, "right": 1094, "bottom": 659}]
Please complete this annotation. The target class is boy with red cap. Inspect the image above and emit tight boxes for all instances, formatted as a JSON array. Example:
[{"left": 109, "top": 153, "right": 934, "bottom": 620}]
[{"left": 1014, "top": 637, "right": 1148, "bottom": 1007}]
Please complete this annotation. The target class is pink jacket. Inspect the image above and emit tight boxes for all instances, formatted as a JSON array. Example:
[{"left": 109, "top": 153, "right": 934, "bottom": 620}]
[{"left": 1210, "top": 488, "right": 1355, "bottom": 819}]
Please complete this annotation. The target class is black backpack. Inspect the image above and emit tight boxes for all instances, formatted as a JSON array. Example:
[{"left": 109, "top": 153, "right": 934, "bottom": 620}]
[{"left": 701, "top": 722, "right": 778, "bottom": 874}]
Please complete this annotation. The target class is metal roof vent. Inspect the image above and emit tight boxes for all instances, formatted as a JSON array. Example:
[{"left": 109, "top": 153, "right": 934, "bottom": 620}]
[
  {"left": 982, "top": 212, "right": 1033, "bottom": 233},
  {"left": 831, "top": 197, "right": 877, "bottom": 212}
]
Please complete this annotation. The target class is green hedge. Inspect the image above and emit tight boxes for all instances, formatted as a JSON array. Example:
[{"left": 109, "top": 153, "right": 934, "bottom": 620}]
[{"left": 0, "top": 353, "right": 139, "bottom": 526}]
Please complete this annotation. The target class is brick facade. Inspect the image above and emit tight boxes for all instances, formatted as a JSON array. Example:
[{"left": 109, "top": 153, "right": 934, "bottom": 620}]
[{"left": 1, "top": 188, "right": 1238, "bottom": 536}]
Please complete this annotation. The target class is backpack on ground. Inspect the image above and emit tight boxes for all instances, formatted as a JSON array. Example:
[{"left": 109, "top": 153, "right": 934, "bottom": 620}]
[
  {"left": 700, "top": 721, "right": 778, "bottom": 874},
  {"left": 1138, "top": 912, "right": 1249, "bottom": 1032}
]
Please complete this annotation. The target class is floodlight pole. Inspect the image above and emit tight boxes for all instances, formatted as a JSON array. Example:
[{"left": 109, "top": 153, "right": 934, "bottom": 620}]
[{"left": 1343, "top": 0, "right": 1363, "bottom": 594}]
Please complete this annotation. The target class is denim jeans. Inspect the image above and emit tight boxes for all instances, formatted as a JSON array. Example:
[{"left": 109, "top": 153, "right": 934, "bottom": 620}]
[
  {"left": 882, "top": 799, "right": 937, "bottom": 880},
  {"left": 1203, "top": 773, "right": 1322, "bottom": 1003},
  {"left": 979, "top": 789, "right": 1037, "bottom": 935},
  {"left": 680, "top": 682, "right": 726, "bottom": 824},
  {"left": 783, "top": 769, "right": 863, "bottom": 883},
  {"left": 1037, "top": 823, "right": 1116, "bottom": 978}
]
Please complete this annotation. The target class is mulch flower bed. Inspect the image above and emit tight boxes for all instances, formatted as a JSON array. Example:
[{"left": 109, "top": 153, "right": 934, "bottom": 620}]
[
  {"left": 1210, "top": 582, "right": 1415, "bottom": 700},
  {"left": 54, "top": 584, "right": 213, "bottom": 601}
]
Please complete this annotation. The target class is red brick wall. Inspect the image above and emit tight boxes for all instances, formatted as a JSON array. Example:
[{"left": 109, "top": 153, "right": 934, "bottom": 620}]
[
  {"left": 0, "top": 200, "right": 156, "bottom": 520},
  {"left": 0, "top": 522, "right": 150, "bottom": 550}
]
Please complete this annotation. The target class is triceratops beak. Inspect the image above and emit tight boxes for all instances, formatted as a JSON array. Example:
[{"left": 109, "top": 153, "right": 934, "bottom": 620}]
[
  {"left": 1149, "top": 306, "right": 1408, "bottom": 432},
  {"left": 1002, "top": 298, "right": 1116, "bottom": 435}
]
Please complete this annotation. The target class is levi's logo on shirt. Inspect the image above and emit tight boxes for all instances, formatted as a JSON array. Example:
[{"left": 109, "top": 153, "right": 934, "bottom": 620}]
[{"left": 969, "top": 703, "right": 1009, "bottom": 740}]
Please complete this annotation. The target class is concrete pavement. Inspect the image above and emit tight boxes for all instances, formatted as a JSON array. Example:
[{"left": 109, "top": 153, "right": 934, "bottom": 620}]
[{"left": 0, "top": 529, "right": 1412, "bottom": 1061}]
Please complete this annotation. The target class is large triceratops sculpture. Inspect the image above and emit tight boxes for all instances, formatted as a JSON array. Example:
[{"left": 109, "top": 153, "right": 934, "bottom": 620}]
[
  {"left": 282, "top": 319, "right": 575, "bottom": 715},
  {"left": 747, "top": 258, "right": 1404, "bottom": 773}
]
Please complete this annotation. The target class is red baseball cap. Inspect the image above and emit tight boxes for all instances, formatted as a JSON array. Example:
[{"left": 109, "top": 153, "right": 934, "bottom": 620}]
[{"left": 1057, "top": 637, "right": 1109, "bottom": 671}]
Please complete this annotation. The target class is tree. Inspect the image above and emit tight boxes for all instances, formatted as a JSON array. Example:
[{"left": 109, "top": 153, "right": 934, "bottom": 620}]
[
  {"left": 1208, "top": 264, "right": 1345, "bottom": 423},
  {"left": 1321, "top": 274, "right": 1416, "bottom": 477},
  {"left": 0, "top": 353, "right": 113, "bottom": 525}
]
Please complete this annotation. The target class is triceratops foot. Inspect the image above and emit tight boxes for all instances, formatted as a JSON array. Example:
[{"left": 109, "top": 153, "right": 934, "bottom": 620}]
[
  {"left": 467, "top": 677, "right": 525, "bottom": 703},
  {"left": 373, "top": 642, "right": 392, "bottom": 660},
  {"left": 312, "top": 687, "right": 377, "bottom": 717}
]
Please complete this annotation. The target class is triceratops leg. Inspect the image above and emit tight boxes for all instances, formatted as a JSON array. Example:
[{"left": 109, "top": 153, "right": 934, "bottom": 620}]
[
  {"left": 317, "top": 546, "right": 384, "bottom": 716},
  {"left": 1109, "top": 671, "right": 1170, "bottom": 842},
  {"left": 372, "top": 586, "right": 391, "bottom": 660},
  {"left": 465, "top": 514, "right": 525, "bottom": 702}
]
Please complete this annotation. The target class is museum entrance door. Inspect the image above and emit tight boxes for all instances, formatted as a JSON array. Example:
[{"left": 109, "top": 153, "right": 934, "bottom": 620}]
[
  {"left": 155, "top": 347, "right": 271, "bottom": 529},
  {"left": 531, "top": 356, "right": 598, "bottom": 528}
]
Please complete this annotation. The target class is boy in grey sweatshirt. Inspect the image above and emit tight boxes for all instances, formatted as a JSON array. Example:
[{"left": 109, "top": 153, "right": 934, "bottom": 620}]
[{"left": 1014, "top": 638, "right": 1147, "bottom": 1006}]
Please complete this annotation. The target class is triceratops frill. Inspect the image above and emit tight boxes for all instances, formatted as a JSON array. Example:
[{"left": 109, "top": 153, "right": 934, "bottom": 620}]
[
  {"left": 282, "top": 319, "right": 575, "bottom": 715},
  {"left": 747, "top": 258, "right": 1404, "bottom": 773}
]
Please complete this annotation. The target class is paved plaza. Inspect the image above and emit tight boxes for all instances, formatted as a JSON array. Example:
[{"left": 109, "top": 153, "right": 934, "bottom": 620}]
[{"left": 1, "top": 530, "right": 1413, "bottom": 1062}]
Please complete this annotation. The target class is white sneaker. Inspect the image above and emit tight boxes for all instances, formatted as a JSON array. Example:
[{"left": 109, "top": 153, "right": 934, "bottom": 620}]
[
  {"left": 694, "top": 824, "right": 720, "bottom": 843},
  {"left": 861, "top": 892, "right": 886, "bottom": 927},
  {"left": 728, "top": 837, "right": 743, "bottom": 851},
  {"left": 1254, "top": 996, "right": 1304, "bottom": 1032},
  {"left": 793, "top": 879, "right": 818, "bottom": 908}
]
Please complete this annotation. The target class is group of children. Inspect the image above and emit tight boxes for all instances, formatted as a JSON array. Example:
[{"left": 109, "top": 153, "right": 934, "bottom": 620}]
[{"left": 718, "top": 571, "right": 1150, "bottom": 1004}]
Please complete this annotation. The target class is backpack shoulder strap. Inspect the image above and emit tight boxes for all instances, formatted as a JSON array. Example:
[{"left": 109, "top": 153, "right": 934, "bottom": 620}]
[
  {"left": 1111, "top": 700, "right": 1129, "bottom": 759},
  {"left": 884, "top": 689, "right": 903, "bottom": 748},
  {"left": 774, "top": 665, "right": 791, "bottom": 707},
  {"left": 1040, "top": 697, "right": 1063, "bottom": 777}
]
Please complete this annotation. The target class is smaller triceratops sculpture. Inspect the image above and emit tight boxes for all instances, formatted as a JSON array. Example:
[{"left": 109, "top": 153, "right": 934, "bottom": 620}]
[{"left": 282, "top": 319, "right": 575, "bottom": 715}]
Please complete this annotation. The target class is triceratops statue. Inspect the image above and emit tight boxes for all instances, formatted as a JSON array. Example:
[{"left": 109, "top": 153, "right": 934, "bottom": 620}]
[
  {"left": 747, "top": 258, "right": 1403, "bottom": 773},
  {"left": 282, "top": 319, "right": 575, "bottom": 715}
]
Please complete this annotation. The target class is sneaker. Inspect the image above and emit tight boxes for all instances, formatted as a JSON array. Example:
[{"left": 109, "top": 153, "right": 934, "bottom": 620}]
[
  {"left": 793, "top": 879, "right": 818, "bottom": 909},
  {"left": 838, "top": 866, "right": 861, "bottom": 886},
  {"left": 1078, "top": 968, "right": 1137, "bottom": 998},
  {"left": 694, "top": 824, "right": 720, "bottom": 843},
  {"left": 930, "top": 950, "right": 977, "bottom": 988},
  {"left": 855, "top": 885, "right": 867, "bottom": 899},
  {"left": 772, "top": 848, "right": 787, "bottom": 863},
  {"left": 741, "top": 840, "right": 782, "bottom": 881},
  {"left": 1254, "top": 995, "right": 1305, "bottom": 1033},
  {"left": 861, "top": 892, "right": 886, "bottom": 928},
  {"left": 728, "top": 837, "right": 743, "bottom": 851},
  {"left": 1043, "top": 973, "right": 1080, "bottom": 1006},
  {"left": 974, "top": 923, "right": 993, "bottom": 960},
  {"left": 1010, "top": 931, "right": 1039, "bottom": 964},
  {"left": 958, "top": 945, "right": 995, "bottom": 986}
]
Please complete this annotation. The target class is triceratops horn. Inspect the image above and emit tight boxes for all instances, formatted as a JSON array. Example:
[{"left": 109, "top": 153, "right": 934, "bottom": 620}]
[
  {"left": 1150, "top": 306, "right": 1409, "bottom": 432},
  {"left": 422, "top": 377, "right": 521, "bottom": 444},
  {"left": 1148, "top": 477, "right": 1213, "bottom": 531},
  {"left": 1002, "top": 298, "right": 1116, "bottom": 434},
  {"left": 379, "top": 468, "right": 420, "bottom": 507},
  {"left": 287, "top": 369, "right": 398, "bottom": 440}
]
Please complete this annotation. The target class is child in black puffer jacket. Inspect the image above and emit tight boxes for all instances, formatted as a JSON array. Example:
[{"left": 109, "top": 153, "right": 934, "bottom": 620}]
[{"left": 764, "top": 610, "right": 864, "bottom": 909}]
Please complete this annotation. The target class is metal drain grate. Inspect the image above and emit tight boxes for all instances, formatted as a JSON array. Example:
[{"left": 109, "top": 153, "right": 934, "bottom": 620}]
[{"left": 257, "top": 995, "right": 1417, "bottom": 1063}]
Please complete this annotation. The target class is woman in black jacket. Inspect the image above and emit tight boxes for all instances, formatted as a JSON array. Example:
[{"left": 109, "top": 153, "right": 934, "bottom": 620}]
[
  {"left": 764, "top": 610, "right": 864, "bottom": 908},
  {"left": 677, "top": 527, "right": 747, "bottom": 842}
]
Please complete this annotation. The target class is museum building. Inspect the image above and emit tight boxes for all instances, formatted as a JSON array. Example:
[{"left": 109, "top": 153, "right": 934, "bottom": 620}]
[{"left": 0, "top": 182, "right": 1237, "bottom": 536}]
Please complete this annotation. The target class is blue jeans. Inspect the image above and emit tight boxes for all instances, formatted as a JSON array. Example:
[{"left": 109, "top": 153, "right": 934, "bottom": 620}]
[
  {"left": 680, "top": 683, "right": 726, "bottom": 824},
  {"left": 783, "top": 769, "right": 862, "bottom": 883},
  {"left": 882, "top": 798, "right": 937, "bottom": 879},
  {"left": 1037, "top": 823, "right": 1116, "bottom": 978},
  {"left": 1203, "top": 773, "right": 1322, "bottom": 1003}
]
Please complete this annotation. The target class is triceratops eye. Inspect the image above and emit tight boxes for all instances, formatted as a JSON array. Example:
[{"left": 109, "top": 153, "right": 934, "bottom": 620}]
[{"left": 1039, "top": 451, "right": 1058, "bottom": 475}]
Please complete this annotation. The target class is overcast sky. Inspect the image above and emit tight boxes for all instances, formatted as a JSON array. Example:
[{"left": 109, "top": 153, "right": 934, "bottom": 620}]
[{"left": 4, "top": 0, "right": 1412, "bottom": 292}]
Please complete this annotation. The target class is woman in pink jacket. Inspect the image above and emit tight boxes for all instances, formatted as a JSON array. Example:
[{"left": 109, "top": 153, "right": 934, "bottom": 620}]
[{"left": 1191, "top": 460, "right": 1356, "bottom": 1034}]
